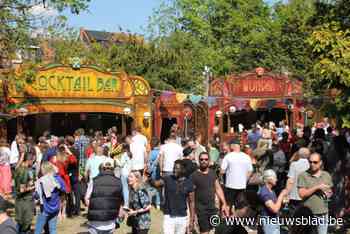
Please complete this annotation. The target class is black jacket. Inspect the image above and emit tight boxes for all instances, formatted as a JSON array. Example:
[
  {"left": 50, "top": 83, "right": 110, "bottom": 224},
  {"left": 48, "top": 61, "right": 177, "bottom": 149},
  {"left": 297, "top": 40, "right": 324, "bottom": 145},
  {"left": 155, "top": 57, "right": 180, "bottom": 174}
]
[{"left": 87, "top": 170, "right": 123, "bottom": 221}]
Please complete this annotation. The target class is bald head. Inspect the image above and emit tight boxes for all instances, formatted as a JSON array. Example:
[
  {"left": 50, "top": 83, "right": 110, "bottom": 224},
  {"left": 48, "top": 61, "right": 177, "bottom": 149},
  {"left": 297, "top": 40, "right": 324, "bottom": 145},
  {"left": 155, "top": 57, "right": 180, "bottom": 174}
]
[
  {"left": 310, "top": 152, "right": 322, "bottom": 162},
  {"left": 298, "top": 147, "right": 310, "bottom": 159}
]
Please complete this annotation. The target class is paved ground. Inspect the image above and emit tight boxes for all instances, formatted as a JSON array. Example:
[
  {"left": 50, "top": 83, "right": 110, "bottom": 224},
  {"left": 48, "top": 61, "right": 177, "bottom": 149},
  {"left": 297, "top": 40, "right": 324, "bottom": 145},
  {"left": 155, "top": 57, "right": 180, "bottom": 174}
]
[
  {"left": 7, "top": 202, "right": 349, "bottom": 234},
  {"left": 57, "top": 208, "right": 163, "bottom": 234}
]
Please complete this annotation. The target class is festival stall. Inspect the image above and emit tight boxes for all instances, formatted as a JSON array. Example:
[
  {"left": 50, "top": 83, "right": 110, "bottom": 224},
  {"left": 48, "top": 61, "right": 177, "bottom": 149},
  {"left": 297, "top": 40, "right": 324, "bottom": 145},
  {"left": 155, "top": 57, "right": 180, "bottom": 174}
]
[
  {"left": 208, "top": 67, "right": 304, "bottom": 142},
  {"left": 153, "top": 91, "right": 208, "bottom": 144},
  {"left": 1, "top": 62, "right": 152, "bottom": 140}
]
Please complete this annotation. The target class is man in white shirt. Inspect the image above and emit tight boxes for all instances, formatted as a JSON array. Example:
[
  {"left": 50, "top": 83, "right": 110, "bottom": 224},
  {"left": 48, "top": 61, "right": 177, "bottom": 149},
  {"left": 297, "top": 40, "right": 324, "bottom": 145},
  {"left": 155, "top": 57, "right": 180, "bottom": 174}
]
[
  {"left": 132, "top": 127, "right": 148, "bottom": 148},
  {"left": 159, "top": 133, "right": 183, "bottom": 177},
  {"left": 287, "top": 147, "right": 310, "bottom": 209},
  {"left": 220, "top": 140, "right": 253, "bottom": 214},
  {"left": 85, "top": 145, "right": 114, "bottom": 182},
  {"left": 129, "top": 128, "right": 148, "bottom": 174}
]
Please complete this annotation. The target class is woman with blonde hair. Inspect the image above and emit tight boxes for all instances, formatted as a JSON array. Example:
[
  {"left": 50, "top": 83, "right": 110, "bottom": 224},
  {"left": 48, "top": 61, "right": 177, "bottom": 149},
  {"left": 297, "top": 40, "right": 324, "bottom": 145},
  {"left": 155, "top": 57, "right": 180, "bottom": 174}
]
[
  {"left": 0, "top": 138, "right": 12, "bottom": 197},
  {"left": 258, "top": 169, "right": 289, "bottom": 234},
  {"left": 34, "top": 161, "right": 66, "bottom": 234},
  {"left": 127, "top": 171, "right": 151, "bottom": 234}
]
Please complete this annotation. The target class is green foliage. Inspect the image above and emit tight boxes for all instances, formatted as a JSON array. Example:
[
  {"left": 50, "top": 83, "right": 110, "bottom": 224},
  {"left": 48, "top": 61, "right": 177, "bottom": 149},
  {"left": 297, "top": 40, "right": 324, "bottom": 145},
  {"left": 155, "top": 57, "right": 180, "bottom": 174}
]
[
  {"left": 11, "top": 0, "right": 350, "bottom": 127},
  {"left": 0, "top": 0, "right": 90, "bottom": 61},
  {"left": 147, "top": 0, "right": 316, "bottom": 79},
  {"left": 308, "top": 22, "right": 350, "bottom": 124}
]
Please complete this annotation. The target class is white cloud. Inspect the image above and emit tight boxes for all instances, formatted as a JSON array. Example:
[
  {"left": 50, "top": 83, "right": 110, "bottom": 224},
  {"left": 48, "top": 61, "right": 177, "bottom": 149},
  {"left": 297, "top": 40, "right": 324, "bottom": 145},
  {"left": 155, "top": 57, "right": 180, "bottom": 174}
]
[{"left": 30, "top": 4, "right": 58, "bottom": 18}]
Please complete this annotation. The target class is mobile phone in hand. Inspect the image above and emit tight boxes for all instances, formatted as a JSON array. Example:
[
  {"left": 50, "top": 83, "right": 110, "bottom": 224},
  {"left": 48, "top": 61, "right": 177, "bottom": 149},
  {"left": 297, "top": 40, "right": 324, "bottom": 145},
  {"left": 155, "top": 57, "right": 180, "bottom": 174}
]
[{"left": 123, "top": 207, "right": 131, "bottom": 212}]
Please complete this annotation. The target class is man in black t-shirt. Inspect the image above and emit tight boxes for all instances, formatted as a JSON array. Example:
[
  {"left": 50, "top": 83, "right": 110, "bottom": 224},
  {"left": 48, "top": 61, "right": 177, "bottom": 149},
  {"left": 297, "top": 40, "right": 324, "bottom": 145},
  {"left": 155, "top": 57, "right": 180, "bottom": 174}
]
[
  {"left": 192, "top": 152, "right": 229, "bottom": 234},
  {"left": 152, "top": 160, "right": 194, "bottom": 234},
  {"left": 182, "top": 147, "right": 198, "bottom": 178}
]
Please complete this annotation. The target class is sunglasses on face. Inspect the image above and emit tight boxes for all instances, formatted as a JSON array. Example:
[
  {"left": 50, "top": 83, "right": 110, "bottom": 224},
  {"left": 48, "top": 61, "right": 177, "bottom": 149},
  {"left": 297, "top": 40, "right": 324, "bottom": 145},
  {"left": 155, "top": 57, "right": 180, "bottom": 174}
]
[
  {"left": 199, "top": 158, "right": 209, "bottom": 161},
  {"left": 309, "top": 161, "right": 320, "bottom": 164}
]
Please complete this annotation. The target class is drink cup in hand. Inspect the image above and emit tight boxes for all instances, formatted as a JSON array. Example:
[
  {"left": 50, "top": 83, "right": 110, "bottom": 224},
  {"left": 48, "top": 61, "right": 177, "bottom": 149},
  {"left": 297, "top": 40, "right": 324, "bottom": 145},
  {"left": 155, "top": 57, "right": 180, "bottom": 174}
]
[
  {"left": 324, "top": 189, "right": 333, "bottom": 199},
  {"left": 318, "top": 183, "right": 330, "bottom": 192}
]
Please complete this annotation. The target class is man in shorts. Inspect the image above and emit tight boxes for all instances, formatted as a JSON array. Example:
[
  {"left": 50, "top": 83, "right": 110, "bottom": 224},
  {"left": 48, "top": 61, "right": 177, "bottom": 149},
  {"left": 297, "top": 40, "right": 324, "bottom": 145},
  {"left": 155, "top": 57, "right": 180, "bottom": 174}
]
[
  {"left": 220, "top": 140, "right": 253, "bottom": 215},
  {"left": 192, "top": 152, "right": 229, "bottom": 234}
]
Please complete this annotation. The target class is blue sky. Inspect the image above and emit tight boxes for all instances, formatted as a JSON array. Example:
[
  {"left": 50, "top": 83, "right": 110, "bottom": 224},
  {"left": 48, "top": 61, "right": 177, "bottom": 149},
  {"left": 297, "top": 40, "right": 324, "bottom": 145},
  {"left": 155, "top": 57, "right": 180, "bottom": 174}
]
[
  {"left": 66, "top": 0, "right": 161, "bottom": 34},
  {"left": 65, "top": 0, "right": 280, "bottom": 35}
]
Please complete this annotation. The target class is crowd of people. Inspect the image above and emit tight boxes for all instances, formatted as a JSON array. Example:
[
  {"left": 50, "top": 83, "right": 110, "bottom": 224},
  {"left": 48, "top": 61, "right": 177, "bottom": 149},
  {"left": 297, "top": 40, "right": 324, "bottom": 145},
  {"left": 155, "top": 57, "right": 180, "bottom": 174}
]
[{"left": 0, "top": 118, "right": 349, "bottom": 234}]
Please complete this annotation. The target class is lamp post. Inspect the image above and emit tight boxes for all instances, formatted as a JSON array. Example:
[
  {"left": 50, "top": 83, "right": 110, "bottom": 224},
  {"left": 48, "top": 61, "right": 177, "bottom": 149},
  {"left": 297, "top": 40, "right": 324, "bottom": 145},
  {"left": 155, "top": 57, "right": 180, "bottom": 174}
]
[
  {"left": 203, "top": 66, "right": 212, "bottom": 96},
  {"left": 17, "top": 107, "right": 28, "bottom": 134},
  {"left": 215, "top": 110, "right": 223, "bottom": 140},
  {"left": 122, "top": 107, "right": 132, "bottom": 135},
  {"left": 143, "top": 112, "right": 151, "bottom": 128}
]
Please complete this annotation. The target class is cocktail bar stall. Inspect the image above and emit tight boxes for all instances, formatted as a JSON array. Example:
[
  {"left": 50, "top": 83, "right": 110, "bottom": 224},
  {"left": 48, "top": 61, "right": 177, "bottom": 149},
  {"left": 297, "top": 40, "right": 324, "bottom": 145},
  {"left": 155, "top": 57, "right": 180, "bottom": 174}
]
[{"left": 0, "top": 63, "right": 152, "bottom": 140}]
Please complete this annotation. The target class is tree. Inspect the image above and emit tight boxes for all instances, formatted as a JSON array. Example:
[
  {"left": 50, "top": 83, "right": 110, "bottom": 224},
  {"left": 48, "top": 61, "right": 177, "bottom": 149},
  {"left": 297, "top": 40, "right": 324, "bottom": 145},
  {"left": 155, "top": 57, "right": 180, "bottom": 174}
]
[
  {"left": 302, "top": 0, "right": 350, "bottom": 125},
  {"left": 0, "top": 0, "right": 90, "bottom": 63},
  {"left": 272, "top": 0, "right": 315, "bottom": 80},
  {"left": 147, "top": 0, "right": 316, "bottom": 76},
  {"left": 308, "top": 23, "right": 350, "bottom": 125}
]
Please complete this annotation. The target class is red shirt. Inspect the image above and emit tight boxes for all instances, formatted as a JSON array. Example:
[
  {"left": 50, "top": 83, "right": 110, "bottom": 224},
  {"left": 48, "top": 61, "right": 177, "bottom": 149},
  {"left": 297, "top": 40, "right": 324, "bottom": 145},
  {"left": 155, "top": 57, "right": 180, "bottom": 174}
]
[
  {"left": 50, "top": 154, "right": 77, "bottom": 193},
  {"left": 86, "top": 147, "right": 94, "bottom": 159},
  {"left": 279, "top": 140, "right": 291, "bottom": 156}
]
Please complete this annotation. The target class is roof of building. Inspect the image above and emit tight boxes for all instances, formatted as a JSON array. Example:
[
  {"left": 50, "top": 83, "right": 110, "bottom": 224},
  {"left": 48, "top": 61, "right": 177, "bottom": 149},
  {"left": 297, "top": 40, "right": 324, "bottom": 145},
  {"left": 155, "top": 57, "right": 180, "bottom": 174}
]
[{"left": 80, "top": 28, "right": 144, "bottom": 45}]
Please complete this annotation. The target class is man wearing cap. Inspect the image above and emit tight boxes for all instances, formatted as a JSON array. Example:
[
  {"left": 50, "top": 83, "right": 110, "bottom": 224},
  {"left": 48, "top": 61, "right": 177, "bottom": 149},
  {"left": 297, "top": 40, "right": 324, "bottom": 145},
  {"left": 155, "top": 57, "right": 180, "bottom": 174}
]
[
  {"left": 0, "top": 196, "right": 16, "bottom": 234},
  {"left": 85, "top": 162, "right": 123, "bottom": 234},
  {"left": 220, "top": 139, "right": 253, "bottom": 214}
]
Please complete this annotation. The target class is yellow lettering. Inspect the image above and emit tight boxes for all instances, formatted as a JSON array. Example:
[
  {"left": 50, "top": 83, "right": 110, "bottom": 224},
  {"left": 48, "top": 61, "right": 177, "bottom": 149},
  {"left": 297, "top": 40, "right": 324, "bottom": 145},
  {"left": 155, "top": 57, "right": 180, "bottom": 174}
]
[
  {"left": 57, "top": 76, "right": 65, "bottom": 91},
  {"left": 38, "top": 75, "right": 48, "bottom": 91},
  {"left": 48, "top": 75, "right": 56, "bottom": 91},
  {"left": 104, "top": 78, "right": 112, "bottom": 91},
  {"left": 66, "top": 76, "right": 74, "bottom": 91},
  {"left": 96, "top": 78, "right": 104, "bottom": 92},
  {"left": 73, "top": 77, "right": 81, "bottom": 91},
  {"left": 87, "top": 77, "right": 93, "bottom": 91}
]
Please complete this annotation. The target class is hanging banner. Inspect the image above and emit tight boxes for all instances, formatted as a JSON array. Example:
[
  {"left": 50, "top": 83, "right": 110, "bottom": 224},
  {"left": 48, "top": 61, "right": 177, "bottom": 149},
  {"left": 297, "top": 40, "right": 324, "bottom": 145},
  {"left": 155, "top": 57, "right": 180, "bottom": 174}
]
[
  {"left": 160, "top": 91, "right": 174, "bottom": 102},
  {"left": 189, "top": 95, "right": 202, "bottom": 104},
  {"left": 175, "top": 93, "right": 188, "bottom": 104},
  {"left": 207, "top": 97, "right": 218, "bottom": 108},
  {"left": 266, "top": 99, "right": 277, "bottom": 110},
  {"left": 249, "top": 99, "right": 260, "bottom": 111},
  {"left": 233, "top": 99, "right": 249, "bottom": 110}
]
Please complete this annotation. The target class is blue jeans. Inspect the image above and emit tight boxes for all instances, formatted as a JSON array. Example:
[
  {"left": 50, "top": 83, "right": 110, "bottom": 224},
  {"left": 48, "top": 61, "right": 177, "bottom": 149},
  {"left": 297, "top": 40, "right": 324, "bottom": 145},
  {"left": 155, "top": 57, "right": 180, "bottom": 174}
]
[
  {"left": 34, "top": 211, "right": 58, "bottom": 234},
  {"left": 261, "top": 217, "right": 280, "bottom": 234},
  {"left": 315, "top": 214, "right": 328, "bottom": 234},
  {"left": 262, "top": 223, "right": 280, "bottom": 234},
  {"left": 121, "top": 174, "right": 129, "bottom": 206}
]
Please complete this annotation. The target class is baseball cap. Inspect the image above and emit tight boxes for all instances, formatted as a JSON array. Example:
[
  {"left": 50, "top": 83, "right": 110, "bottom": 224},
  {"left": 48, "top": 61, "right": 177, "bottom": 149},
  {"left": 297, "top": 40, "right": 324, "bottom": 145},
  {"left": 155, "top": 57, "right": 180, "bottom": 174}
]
[{"left": 102, "top": 161, "right": 114, "bottom": 170}]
